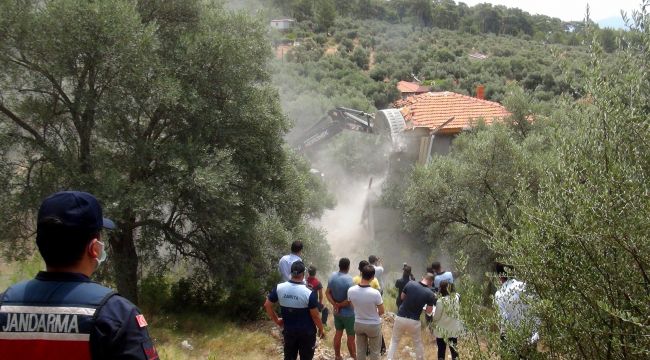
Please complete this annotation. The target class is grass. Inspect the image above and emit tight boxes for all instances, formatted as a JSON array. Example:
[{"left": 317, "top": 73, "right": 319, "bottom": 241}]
[
  {"left": 150, "top": 313, "right": 278, "bottom": 360},
  {"left": 1, "top": 259, "right": 500, "bottom": 359},
  {"left": 0, "top": 255, "right": 44, "bottom": 290},
  {"left": 1, "top": 258, "right": 279, "bottom": 359}
]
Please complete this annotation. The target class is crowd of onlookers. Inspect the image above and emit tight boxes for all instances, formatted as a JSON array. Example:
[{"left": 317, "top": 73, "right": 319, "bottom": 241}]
[
  {"left": 0, "top": 191, "right": 536, "bottom": 360},
  {"left": 265, "top": 240, "right": 536, "bottom": 360}
]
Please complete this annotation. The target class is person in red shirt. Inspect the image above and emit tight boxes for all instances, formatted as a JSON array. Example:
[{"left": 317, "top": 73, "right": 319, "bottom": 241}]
[{"left": 307, "top": 265, "right": 329, "bottom": 325}]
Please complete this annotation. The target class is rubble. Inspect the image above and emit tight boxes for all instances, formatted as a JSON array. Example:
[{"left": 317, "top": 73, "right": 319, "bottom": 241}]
[
  {"left": 180, "top": 339, "right": 193, "bottom": 351},
  {"left": 313, "top": 343, "right": 336, "bottom": 360}
]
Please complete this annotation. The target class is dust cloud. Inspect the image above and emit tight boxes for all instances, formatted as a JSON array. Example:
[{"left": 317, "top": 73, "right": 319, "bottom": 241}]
[{"left": 312, "top": 179, "right": 373, "bottom": 261}]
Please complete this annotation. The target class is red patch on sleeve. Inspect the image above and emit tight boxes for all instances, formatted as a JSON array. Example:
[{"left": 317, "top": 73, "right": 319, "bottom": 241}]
[
  {"left": 136, "top": 314, "right": 148, "bottom": 328},
  {"left": 142, "top": 342, "right": 159, "bottom": 360}
]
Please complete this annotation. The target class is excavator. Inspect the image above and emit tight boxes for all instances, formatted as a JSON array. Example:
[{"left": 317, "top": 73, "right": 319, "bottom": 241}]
[
  {"left": 294, "top": 106, "right": 456, "bottom": 233},
  {"left": 293, "top": 107, "right": 410, "bottom": 238},
  {"left": 295, "top": 107, "right": 407, "bottom": 153}
]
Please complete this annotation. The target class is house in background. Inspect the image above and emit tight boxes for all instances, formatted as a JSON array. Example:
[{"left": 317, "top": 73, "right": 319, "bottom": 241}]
[
  {"left": 377, "top": 87, "right": 511, "bottom": 166},
  {"left": 270, "top": 18, "right": 295, "bottom": 31},
  {"left": 397, "top": 81, "right": 430, "bottom": 99}
]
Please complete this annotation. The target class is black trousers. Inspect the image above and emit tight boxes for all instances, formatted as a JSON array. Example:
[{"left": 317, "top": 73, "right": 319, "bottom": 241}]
[
  {"left": 318, "top": 303, "right": 329, "bottom": 325},
  {"left": 283, "top": 330, "right": 316, "bottom": 360},
  {"left": 436, "top": 337, "right": 458, "bottom": 360}
]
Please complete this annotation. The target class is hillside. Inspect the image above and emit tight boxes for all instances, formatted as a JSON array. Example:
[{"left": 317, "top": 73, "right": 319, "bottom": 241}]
[
  {"left": 1, "top": 1, "right": 649, "bottom": 359},
  {"left": 273, "top": 17, "right": 598, "bottom": 142}
]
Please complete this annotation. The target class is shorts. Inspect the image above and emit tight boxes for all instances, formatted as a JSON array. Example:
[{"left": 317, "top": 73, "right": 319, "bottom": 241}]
[{"left": 334, "top": 315, "right": 355, "bottom": 336}]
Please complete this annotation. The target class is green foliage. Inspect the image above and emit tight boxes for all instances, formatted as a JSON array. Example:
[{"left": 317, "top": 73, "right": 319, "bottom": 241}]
[
  {"left": 287, "top": 38, "right": 325, "bottom": 63},
  {"left": 224, "top": 266, "right": 267, "bottom": 321},
  {"left": 0, "top": 0, "right": 333, "bottom": 314},
  {"left": 139, "top": 274, "right": 172, "bottom": 314},
  {"left": 391, "top": 4, "right": 650, "bottom": 357},
  {"left": 485, "top": 9, "right": 650, "bottom": 357},
  {"left": 319, "top": 132, "right": 390, "bottom": 177},
  {"left": 399, "top": 89, "right": 551, "bottom": 275},
  {"left": 350, "top": 46, "right": 370, "bottom": 70},
  {"left": 266, "top": 0, "right": 617, "bottom": 47},
  {"left": 0, "top": 256, "right": 43, "bottom": 290},
  {"left": 450, "top": 253, "right": 503, "bottom": 359},
  {"left": 314, "top": 0, "right": 336, "bottom": 32},
  {"left": 412, "top": 0, "right": 433, "bottom": 27}
]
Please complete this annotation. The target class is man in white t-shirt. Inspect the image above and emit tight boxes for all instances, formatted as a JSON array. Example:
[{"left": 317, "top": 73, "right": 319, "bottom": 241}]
[
  {"left": 348, "top": 265, "right": 385, "bottom": 360},
  {"left": 279, "top": 241, "right": 303, "bottom": 282},
  {"left": 368, "top": 255, "right": 384, "bottom": 293},
  {"left": 494, "top": 263, "right": 539, "bottom": 357}
]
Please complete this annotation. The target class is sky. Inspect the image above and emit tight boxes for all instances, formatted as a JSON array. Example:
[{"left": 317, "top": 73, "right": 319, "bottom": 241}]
[{"left": 460, "top": 0, "right": 641, "bottom": 21}]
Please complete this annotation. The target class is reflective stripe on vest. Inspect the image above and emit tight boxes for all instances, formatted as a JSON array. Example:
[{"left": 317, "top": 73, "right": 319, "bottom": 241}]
[
  {"left": 0, "top": 304, "right": 96, "bottom": 360},
  {"left": 0, "top": 278, "right": 115, "bottom": 360}
]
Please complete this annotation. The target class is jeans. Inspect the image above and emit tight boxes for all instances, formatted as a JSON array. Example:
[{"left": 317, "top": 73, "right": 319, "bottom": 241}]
[
  {"left": 436, "top": 337, "right": 458, "bottom": 360},
  {"left": 283, "top": 329, "right": 316, "bottom": 360},
  {"left": 387, "top": 316, "right": 424, "bottom": 360}
]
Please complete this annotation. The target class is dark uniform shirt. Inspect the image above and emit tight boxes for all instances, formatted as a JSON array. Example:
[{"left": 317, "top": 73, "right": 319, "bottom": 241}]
[
  {"left": 394, "top": 275, "right": 411, "bottom": 308},
  {"left": 0, "top": 272, "right": 158, "bottom": 360},
  {"left": 268, "top": 280, "right": 318, "bottom": 333},
  {"left": 397, "top": 280, "right": 436, "bottom": 321}
]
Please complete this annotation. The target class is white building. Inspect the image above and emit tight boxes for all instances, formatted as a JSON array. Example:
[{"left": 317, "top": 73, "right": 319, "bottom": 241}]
[{"left": 270, "top": 19, "right": 295, "bottom": 31}]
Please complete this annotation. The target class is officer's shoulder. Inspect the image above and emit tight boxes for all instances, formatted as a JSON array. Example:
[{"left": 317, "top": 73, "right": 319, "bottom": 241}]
[
  {"left": 2, "top": 278, "right": 36, "bottom": 294},
  {"left": 104, "top": 293, "right": 139, "bottom": 310},
  {"left": 2, "top": 278, "right": 47, "bottom": 300},
  {"left": 96, "top": 293, "right": 142, "bottom": 322}
]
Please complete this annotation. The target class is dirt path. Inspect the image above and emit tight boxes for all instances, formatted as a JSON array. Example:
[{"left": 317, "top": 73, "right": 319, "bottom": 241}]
[
  {"left": 325, "top": 45, "right": 338, "bottom": 56},
  {"left": 267, "top": 312, "right": 456, "bottom": 360},
  {"left": 368, "top": 50, "right": 376, "bottom": 71}
]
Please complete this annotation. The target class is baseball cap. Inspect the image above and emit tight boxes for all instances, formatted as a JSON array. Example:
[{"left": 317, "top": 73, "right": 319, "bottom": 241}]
[
  {"left": 291, "top": 261, "right": 306, "bottom": 276},
  {"left": 38, "top": 191, "right": 115, "bottom": 233}
]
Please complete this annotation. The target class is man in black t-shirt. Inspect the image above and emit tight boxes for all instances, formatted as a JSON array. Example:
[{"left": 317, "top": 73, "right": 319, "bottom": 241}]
[
  {"left": 394, "top": 264, "right": 414, "bottom": 308},
  {"left": 386, "top": 273, "right": 436, "bottom": 360}
]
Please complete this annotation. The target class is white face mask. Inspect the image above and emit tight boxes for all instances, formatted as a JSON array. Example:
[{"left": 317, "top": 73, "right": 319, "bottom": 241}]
[{"left": 96, "top": 241, "right": 108, "bottom": 265}]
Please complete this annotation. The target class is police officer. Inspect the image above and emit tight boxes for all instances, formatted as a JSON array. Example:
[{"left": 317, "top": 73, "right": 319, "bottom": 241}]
[
  {"left": 0, "top": 191, "right": 158, "bottom": 360},
  {"left": 264, "top": 261, "right": 325, "bottom": 360}
]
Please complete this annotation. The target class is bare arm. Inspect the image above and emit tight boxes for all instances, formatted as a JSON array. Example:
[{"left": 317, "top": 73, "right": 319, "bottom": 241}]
[
  {"left": 318, "top": 287, "right": 324, "bottom": 304},
  {"left": 263, "top": 299, "right": 283, "bottom": 327},
  {"left": 310, "top": 308, "right": 326, "bottom": 338},
  {"left": 326, "top": 288, "right": 336, "bottom": 306},
  {"left": 377, "top": 303, "right": 385, "bottom": 316},
  {"left": 400, "top": 292, "right": 407, "bottom": 301},
  {"left": 431, "top": 302, "right": 443, "bottom": 322}
]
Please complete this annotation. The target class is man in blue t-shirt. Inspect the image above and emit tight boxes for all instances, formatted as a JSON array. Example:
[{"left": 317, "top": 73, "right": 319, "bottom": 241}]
[
  {"left": 431, "top": 261, "right": 454, "bottom": 290},
  {"left": 387, "top": 273, "right": 436, "bottom": 360},
  {"left": 326, "top": 258, "right": 356, "bottom": 360},
  {"left": 264, "top": 261, "right": 325, "bottom": 360}
]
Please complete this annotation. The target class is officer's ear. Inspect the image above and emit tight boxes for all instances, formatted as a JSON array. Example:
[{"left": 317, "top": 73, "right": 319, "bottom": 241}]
[{"left": 87, "top": 237, "right": 102, "bottom": 259}]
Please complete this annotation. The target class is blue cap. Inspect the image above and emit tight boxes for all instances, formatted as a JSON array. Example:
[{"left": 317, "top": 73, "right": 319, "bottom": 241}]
[
  {"left": 38, "top": 191, "right": 115, "bottom": 233},
  {"left": 291, "top": 261, "right": 306, "bottom": 276}
]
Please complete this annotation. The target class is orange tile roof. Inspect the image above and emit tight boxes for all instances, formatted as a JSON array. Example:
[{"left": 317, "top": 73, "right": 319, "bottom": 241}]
[
  {"left": 397, "top": 81, "right": 430, "bottom": 94},
  {"left": 394, "top": 92, "right": 511, "bottom": 134}
]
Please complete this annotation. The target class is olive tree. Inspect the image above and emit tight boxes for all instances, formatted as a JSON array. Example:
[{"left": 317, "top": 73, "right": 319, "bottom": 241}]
[
  {"left": 0, "top": 0, "right": 332, "bottom": 306},
  {"left": 487, "top": 5, "right": 650, "bottom": 358}
]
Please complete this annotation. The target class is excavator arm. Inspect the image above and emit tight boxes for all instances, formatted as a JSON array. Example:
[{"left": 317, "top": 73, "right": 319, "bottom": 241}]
[{"left": 296, "top": 107, "right": 375, "bottom": 152}]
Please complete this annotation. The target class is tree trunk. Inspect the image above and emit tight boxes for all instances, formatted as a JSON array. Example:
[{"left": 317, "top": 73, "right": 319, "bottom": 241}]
[{"left": 110, "top": 213, "right": 139, "bottom": 304}]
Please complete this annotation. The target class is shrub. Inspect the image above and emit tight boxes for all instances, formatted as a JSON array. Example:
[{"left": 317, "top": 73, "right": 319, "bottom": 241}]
[{"left": 139, "top": 274, "right": 172, "bottom": 314}]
